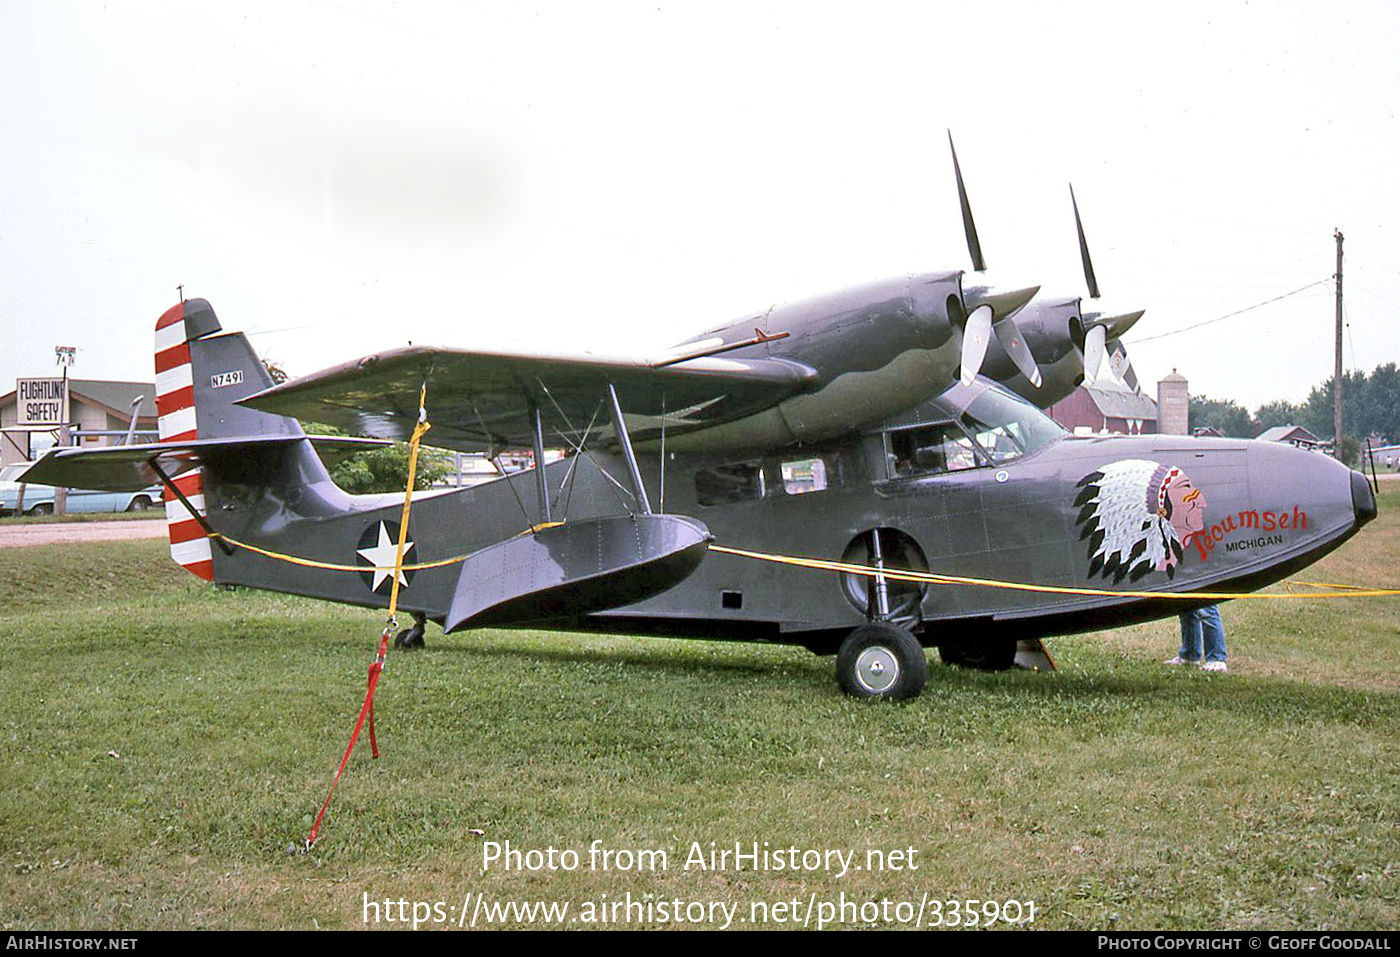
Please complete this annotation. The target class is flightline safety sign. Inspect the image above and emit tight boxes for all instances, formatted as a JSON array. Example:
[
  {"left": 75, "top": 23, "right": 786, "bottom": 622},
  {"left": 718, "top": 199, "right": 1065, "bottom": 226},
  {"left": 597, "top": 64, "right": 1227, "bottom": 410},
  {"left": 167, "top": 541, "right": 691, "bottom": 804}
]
[{"left": 16, "top": 379, "right": 67, "bottom": 427}]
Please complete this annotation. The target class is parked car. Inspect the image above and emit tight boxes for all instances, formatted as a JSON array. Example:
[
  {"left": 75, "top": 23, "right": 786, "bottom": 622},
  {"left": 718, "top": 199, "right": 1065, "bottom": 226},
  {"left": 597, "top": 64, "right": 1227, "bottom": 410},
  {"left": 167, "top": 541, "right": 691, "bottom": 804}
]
[{"left": 0, "top": 463, "right": 162, "bottom": 517}]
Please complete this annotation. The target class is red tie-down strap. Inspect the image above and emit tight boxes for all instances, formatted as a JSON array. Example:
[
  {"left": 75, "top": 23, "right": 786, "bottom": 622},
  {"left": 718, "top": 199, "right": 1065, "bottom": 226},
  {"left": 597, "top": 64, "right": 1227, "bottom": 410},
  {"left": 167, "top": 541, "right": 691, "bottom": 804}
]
[
  {"left": 304, "top": 623, "right": 394, "bottom": 849},
  {"left": 304, "top": 389, "right": 431, "bottom": 850}
]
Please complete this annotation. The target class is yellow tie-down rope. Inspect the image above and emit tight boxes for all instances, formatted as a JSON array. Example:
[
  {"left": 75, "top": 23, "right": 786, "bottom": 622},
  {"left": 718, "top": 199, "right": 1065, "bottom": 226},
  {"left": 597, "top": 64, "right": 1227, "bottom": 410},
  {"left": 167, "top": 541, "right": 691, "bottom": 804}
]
[
  {"left": 706, "top": 545, "right": 1400, "bottom": 601},
  {"left": 181, "top": 390, "right": 1399, "bottom": 607},
  {"left": 305, "top": 386, "right": 431, "bottom": 850},
  {"left": 209, "top": 533, "right": 470, "bottom": 574},
  {"left": 206, "top": 524, "right": 1400, "bottom": 603}
]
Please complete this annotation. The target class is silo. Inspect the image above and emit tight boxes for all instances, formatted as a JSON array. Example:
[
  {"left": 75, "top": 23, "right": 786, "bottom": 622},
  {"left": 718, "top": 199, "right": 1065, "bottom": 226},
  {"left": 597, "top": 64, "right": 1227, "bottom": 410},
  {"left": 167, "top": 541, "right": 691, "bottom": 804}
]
[{"left": 1157, "top": 369, "right": 1189, "bottom": 436}]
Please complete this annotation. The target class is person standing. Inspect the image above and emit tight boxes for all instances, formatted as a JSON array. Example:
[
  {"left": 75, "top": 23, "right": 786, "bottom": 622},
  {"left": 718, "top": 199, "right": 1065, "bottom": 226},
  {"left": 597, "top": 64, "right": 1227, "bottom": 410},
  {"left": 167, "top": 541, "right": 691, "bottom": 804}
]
[{"left": 1165, "top": 604, "right": 1228, "bottom": 672}]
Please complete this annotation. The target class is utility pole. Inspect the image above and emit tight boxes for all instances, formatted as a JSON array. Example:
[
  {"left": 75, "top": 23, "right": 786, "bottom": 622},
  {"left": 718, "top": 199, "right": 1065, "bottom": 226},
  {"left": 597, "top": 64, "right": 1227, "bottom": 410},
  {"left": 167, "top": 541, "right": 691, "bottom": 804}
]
[
  {"left": 54, "top": 345, "right": 77, "bottom": 516},
  {"left": 1333, "top": 229, "right": 1344, "bottom": 459}
]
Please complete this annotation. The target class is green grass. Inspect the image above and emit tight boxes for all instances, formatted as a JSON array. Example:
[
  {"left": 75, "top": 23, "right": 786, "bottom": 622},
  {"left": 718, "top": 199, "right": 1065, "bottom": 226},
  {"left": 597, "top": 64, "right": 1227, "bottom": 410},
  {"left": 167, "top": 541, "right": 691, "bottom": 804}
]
[{"left": 1, "top": 491, "right": 1398, "bottom": 930}]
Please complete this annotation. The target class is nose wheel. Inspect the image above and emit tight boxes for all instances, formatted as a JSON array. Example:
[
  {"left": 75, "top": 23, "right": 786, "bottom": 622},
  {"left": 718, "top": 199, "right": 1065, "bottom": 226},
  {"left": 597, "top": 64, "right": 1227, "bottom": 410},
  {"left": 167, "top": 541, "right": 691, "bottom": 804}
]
[{"left": 836, "top": 623, "right": 927, "bottom": 700}]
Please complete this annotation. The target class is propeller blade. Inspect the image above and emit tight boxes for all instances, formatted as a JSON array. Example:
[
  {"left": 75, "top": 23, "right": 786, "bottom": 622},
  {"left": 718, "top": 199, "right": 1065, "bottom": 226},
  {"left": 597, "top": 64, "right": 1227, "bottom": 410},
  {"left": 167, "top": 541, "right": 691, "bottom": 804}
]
[
  {"left": 1082, "top": 323, "right": 1107, "bottom": 387},
  {"left": 949, "top": 132, "right": 986, "bottom": 272},
  {"left": 992, "top": 316, "right": 1043, "bottom": 388},
  {"left": 1108, "top": 338, "right": 1140, "bottom": 393},
  {"left": 960, "top": 304, "right": 993, "bottom": 386},
  {"left": 1070, "top": 184, "right": 1100, "bottom": 299}
]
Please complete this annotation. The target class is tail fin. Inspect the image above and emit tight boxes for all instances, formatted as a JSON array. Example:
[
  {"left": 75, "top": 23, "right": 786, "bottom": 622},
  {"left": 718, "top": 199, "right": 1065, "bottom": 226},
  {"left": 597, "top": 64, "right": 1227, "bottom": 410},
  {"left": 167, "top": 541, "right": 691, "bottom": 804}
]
[{"left": 154, "top": 298, "right": 315, "bottom": 579}]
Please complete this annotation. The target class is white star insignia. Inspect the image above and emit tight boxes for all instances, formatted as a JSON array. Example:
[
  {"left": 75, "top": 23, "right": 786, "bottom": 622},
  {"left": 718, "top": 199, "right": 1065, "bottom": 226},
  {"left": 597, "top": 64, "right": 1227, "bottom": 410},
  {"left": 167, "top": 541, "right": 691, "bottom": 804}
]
[{"left": 357, "top": 522, "right": 414, "bottom": 592}]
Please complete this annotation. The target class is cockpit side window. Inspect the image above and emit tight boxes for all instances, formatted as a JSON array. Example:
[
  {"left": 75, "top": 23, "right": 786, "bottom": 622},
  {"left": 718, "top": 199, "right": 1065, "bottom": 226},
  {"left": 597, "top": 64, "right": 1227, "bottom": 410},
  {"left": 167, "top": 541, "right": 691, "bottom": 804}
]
[{"left": 695, "top": 461, "right": 765, "bottom": 506}]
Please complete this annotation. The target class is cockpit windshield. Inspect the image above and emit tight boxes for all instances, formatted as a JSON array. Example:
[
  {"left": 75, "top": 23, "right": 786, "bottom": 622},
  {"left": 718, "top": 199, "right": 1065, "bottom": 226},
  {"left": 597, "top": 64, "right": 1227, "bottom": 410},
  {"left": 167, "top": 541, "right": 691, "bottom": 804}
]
[
  {"left": 958, "top": 385, "right": 1066, "bottom": 463},
  {"left": 884, "top": 381, "right": 1065, "bottom": 479}
]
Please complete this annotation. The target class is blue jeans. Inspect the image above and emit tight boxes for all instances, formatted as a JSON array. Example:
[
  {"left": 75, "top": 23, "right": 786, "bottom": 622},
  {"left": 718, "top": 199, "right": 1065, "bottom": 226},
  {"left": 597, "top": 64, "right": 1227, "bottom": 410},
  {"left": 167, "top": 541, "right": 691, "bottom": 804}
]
[{"left": 1178, "top": 605, "right": 1227, "bottom": 664}]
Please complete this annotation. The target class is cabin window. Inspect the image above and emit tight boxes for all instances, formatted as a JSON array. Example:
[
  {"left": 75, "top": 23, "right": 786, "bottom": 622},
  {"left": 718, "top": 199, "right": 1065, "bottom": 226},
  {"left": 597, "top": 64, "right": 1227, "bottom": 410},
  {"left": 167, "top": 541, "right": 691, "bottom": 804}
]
[
  {"left": 887, "top": 425, "right": 982, "bottom": 478},
  {"left": 695, "top": 461, "right": 765, "bottom": 506},
  {"left": 781, "top": 455, "right": 836, "bottom": 495}
]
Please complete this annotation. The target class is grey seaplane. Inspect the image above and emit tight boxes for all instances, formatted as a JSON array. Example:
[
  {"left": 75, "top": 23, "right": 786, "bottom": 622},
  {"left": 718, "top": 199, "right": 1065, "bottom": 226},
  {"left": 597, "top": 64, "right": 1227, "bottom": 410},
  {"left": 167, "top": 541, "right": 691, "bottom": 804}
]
[{"left": 25, "top": 156, "right": 1378, "bottom": 701}]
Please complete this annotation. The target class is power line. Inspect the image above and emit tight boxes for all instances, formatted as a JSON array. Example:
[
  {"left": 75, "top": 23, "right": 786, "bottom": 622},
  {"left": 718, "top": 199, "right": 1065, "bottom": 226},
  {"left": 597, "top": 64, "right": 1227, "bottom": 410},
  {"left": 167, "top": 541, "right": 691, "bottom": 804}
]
[{"left": 1129, "top": 278, "right": 1334, "bottom": 343}]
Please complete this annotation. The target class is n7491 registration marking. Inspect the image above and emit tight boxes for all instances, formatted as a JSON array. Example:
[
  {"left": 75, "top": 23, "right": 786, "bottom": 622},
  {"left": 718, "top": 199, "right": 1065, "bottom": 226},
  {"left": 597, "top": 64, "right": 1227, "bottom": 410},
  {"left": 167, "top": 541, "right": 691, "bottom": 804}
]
[{"left": 210, "top": 370, "right": 244, "bottom": 388}]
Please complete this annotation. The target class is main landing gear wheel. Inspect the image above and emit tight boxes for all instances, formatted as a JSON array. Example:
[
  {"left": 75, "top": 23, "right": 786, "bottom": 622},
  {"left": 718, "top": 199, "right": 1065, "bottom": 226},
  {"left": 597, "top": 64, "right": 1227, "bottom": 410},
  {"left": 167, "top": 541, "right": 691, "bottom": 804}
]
[
  {"left": 938, "top": 637, "right": 1017, "bottom": 671},
  {"left": 393, "top": 612, "right": 428, "bottom": 650},
  {"left": 836, "top": 623, "right": 928, "bottom": 701}
]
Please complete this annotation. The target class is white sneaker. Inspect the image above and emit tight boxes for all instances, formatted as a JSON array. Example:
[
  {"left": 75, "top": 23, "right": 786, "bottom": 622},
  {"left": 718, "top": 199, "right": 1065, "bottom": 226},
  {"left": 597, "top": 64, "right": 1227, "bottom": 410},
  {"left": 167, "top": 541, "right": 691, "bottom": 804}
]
[
  {"left": 1163, "top": 656, "right": 1199, "bottom": 666},
  {"left": 1201, "top": 661, "right": 1228, "bottom": 673}
]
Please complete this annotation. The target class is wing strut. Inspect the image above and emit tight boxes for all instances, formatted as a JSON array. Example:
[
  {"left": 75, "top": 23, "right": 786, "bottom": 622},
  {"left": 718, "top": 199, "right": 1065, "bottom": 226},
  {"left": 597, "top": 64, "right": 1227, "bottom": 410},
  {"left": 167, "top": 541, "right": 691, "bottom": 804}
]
[
  {"left": 606, "top": 382, "right": 652, "bottom": 515},
  {"left": 148, "top": 460, "right": 235, "bottom": 556},
  {"left": 530, "top": 404, "right": 552, "bottom": 524}
]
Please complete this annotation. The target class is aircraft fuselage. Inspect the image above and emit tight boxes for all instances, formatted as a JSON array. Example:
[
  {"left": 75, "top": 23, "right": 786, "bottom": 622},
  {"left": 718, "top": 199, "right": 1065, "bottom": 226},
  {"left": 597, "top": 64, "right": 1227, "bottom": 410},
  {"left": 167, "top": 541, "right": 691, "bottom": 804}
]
[{"left": 199, "top": 382, "right": 1376, "bottom": 662}]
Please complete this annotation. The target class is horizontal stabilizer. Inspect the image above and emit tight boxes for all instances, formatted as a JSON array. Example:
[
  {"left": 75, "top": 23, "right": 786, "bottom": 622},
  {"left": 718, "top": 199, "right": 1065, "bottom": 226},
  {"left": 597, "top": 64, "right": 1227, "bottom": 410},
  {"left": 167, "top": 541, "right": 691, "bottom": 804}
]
[
  {"left": 23, "top": 435, "right": 387, "bottom": 492},
  {"left": 445, "top": 514, "right": 712, "bottom": 631}
]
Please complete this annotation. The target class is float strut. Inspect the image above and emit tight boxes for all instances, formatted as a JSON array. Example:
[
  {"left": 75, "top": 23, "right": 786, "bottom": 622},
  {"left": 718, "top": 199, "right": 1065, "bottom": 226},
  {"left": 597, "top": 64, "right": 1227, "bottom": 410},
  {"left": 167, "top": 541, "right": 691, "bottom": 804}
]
[
  {"left": 606, "top": 381, "right": 652, "bottom": 515},
  {"left": 530, "top": 404, "right": 552, "bottom": 524}
]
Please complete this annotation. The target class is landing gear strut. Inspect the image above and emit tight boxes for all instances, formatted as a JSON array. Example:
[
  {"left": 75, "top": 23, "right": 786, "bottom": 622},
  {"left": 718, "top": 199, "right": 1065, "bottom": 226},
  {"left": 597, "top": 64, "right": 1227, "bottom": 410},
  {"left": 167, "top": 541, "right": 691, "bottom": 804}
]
[{"left": 393, "top": 612, "right": 427, "bottom": 650}]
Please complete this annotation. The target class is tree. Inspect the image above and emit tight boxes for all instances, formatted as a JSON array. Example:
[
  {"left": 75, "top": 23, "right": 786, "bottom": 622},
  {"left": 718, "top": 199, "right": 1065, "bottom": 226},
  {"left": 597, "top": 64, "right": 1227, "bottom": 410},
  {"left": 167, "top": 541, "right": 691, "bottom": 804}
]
[
  {"left": 262, "top": 360, "right": 289, "bottom": 385},
  {"left": 1354, "top": 362, "right": 1400, "bottom": 444},
  {"left": 1188, "top": 395, "right": 1253, "bottom": 437},
  {"left": 1251, "top": 399, "right": 1300, "bottom": 436},
  {"left": 1336, "top": 435, "right": 1361, "bottom": 468},
  {"left": 302, "top": 422, "right": 451, "bottom": 494},
  {"left": 1298, "top": 370, "right": 1372, "bottom": 442}
]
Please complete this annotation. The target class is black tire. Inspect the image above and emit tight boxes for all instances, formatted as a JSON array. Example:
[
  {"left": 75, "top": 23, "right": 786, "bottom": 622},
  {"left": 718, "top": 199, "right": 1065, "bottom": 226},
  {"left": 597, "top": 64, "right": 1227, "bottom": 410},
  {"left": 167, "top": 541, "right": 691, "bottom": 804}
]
[
  {"left": 394, "top": 625, "right": 426, "bottom": 650},
  {"left": 127, "top": 495, "right": 153, "bottom": 512},
  {"left": 28, "top": 502, "right": 54, "bottom": 516},
  {"left": 937, "top": 637, "right": 1017, "bottom": 671},
  {"left": 836, "top": 623, "right": 927, "bottom": 701}
]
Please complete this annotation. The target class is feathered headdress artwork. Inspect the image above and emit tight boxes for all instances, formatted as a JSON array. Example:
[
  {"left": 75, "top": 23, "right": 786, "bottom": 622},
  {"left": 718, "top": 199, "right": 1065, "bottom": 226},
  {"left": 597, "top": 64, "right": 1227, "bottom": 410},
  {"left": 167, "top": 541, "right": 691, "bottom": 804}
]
[{"left": 1074, "top": 459, "right": 1187, "bottom": 582}]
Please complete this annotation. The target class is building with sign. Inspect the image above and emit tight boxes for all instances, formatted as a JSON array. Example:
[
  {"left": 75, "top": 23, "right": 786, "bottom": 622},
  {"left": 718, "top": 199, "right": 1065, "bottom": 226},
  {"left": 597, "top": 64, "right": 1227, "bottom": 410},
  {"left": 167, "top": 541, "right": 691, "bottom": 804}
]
[{"left": 1, "top": 379, "right": 157, "bottom": 466}]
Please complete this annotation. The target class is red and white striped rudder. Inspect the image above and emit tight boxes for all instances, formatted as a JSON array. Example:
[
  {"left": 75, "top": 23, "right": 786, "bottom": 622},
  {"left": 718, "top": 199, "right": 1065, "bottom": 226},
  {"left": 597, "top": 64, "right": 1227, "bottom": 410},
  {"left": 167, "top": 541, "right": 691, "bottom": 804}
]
[{"left": 154, "top": 302, "right": 213, "bottom": 580}]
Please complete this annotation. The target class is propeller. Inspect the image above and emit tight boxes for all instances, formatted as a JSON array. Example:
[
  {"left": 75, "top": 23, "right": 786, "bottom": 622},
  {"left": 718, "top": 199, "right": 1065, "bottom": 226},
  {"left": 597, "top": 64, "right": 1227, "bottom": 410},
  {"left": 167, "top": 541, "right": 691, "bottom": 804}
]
[
  {"left": 958, "top": 286, "right": 1041, "bottom": 387},
  {"left": 992, "top": 312, "right": 1042, "bottom": 388},
  {"left": 1071, "top": 184, "right": 1142, "bottom": 393},
  {"left": 960, "top": 305, "right": 992, "bottom": 386},
  {"left": 1071, "top": 184, "right": 1100, "bottom": 299},
  {"left": 1082, "top": 323, "right": 1107, "bottom": 386},
  {"left": 950, "top": 132, "right": 985, "bottom": 272},
  {"left": 949, "top": 133, "right": 1042, "bottom": 388}
]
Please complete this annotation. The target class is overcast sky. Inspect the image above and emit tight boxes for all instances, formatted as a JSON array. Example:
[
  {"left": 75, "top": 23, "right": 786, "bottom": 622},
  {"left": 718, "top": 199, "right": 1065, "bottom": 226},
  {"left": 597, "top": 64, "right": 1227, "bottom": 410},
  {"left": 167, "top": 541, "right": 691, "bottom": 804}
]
[{"left": 3, "top": 1, "right": 1398, "bottom": 415}]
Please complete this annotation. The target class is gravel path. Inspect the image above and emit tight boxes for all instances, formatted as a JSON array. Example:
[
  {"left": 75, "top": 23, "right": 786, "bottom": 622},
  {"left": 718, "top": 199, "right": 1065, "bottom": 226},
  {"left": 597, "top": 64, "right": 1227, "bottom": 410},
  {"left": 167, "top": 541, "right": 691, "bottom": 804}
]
[{"left": 0, "top": 519, "right": 167, "bottom": 549}]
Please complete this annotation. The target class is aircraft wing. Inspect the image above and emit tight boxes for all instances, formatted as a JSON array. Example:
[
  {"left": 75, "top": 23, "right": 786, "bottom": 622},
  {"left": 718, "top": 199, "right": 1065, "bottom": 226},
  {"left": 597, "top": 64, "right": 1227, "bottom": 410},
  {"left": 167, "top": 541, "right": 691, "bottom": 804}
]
[{"left": 239, "top": 345, "right": 818, "bottom": 452}]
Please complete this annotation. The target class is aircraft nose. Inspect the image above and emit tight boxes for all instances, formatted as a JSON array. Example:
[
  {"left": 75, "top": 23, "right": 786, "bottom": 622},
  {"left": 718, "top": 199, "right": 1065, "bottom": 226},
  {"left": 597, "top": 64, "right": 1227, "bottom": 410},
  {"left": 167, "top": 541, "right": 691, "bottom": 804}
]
[{"left": 1351, "top": 469, "right": 1378, "bottom": 527}]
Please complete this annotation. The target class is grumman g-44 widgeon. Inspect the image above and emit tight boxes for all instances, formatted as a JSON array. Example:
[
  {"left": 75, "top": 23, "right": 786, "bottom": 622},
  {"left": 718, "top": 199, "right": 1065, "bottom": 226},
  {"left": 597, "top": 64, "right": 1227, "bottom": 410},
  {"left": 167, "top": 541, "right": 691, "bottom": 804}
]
[{"left": 25, "top": 151, "right": 1377, "bottom": 700}]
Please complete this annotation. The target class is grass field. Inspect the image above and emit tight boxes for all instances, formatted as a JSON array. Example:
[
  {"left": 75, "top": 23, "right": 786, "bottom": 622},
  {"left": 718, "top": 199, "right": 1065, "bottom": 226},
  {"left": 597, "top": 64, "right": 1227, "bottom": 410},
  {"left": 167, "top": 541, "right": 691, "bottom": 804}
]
[{"left": 2, "top": 490, "right": 1397, "bottom": 931}]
